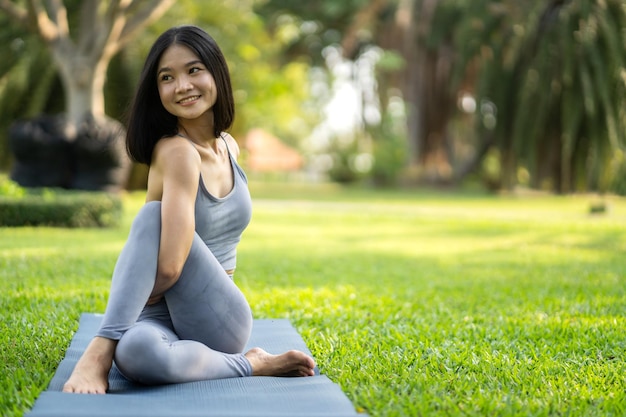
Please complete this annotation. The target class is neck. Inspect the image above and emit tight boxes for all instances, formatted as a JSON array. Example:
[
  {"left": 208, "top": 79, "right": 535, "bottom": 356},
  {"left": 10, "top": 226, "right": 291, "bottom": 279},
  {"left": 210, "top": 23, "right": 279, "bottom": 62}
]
[
  {"left": 178, "top": 127, "right": 224, "bottom": 156},
  {"left": 178, "top": 122, "right": 217, "bottom": 147},
  {"left": 177, "top": 110, "right": 216, "bottom": 142}
]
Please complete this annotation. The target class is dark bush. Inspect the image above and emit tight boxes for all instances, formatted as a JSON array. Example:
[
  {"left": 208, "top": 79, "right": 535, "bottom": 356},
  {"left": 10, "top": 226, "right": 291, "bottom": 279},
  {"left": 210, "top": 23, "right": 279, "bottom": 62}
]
[
  {"left": 8, "top": 114, "right": 130, "bottom": 192},
  {"left": 8, "top": 115, "right": 73, "bottom": 188},
  {"left": 71, "top": 116, "right": 130, "bottom": 191},
  {"left": 0, "top": 190, "right": 122, "bottom": 228}
]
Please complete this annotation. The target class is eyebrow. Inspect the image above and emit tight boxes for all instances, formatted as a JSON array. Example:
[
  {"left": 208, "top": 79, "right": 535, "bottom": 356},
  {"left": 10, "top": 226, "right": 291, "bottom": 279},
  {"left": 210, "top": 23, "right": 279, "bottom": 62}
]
[{"left": 157, "top": 60, "right": 204, "bottom": 76}]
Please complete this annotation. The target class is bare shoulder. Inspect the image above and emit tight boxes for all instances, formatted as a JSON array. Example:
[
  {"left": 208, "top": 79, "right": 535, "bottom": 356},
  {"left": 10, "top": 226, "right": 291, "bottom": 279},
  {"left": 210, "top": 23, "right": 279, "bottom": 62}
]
[
  {"left": 146, "top": 136, "right": 200, "bottom": 202},
  {"left": 152, "top": 135, "right": 201, "bottom": 167},
  {"left": 221, "top": 132, "right": 241, "bottom": 159}
]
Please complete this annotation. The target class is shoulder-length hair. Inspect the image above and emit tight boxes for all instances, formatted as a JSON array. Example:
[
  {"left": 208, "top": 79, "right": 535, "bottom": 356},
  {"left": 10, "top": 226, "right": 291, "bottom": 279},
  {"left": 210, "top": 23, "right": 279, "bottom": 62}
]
[{"left": 125, "top": 25, "right": 235, "bottom": 165}]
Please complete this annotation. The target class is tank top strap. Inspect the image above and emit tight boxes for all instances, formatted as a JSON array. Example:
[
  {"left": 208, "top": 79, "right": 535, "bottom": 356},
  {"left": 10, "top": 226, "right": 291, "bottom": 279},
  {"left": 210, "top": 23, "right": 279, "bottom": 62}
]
[
  {"left": 219, "top": 133, "right": 232, "bottom": 157},
  {"left": 220, "top": 133, "right": 248, "bottom": 185},
  {"left": 176, "top": 133, "right": 200, "bottom": 153}
]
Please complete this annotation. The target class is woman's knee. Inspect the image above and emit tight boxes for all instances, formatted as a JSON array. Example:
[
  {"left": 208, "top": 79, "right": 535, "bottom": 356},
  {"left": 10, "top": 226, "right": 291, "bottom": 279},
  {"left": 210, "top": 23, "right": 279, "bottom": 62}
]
[
  {"left": 129, "top": 201, "right": 162, "bottom": 238},
  {"left": 115, "top": 323, "right": 173, "bottom": 385}
]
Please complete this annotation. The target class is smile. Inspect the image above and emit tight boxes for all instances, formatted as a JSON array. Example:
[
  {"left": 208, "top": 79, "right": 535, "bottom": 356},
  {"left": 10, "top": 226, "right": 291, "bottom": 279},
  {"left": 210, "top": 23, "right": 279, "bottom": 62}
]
[{"left": 178, "top": 95, "right": 200, "bottom": 104}]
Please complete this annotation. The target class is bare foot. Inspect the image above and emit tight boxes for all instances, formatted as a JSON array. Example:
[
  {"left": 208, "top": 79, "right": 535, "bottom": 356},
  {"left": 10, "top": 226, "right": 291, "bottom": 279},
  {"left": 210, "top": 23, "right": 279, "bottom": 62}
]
[
  {"left": 62, "top": 337, "right": 117, "bottom": 394},
  {"left": 245, "top": 347, "right": 316, "bottom": 377}
]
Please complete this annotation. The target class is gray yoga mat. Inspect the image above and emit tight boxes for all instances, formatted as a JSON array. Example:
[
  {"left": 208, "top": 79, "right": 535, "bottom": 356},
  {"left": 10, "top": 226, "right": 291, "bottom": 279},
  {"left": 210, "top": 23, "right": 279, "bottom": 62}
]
[{"left": 27, "top": 313, "right": 364, "bottom": 417}]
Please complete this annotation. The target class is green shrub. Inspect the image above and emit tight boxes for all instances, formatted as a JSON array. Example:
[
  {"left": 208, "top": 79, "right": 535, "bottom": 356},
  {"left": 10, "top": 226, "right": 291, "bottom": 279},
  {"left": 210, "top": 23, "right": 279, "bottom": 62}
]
[
  {"left": 0, "top": 187, "right": 122, "bottom": 228},
  {"left": 0, "top": 178, "right": 26, "bottom": 198}
]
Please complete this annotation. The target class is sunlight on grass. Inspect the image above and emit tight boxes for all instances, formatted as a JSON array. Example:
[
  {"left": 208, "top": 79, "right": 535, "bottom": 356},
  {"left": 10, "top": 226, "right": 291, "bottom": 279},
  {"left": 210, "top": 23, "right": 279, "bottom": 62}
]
[{"left": 2, "top": 185, "right": 626, "bottom": 416}]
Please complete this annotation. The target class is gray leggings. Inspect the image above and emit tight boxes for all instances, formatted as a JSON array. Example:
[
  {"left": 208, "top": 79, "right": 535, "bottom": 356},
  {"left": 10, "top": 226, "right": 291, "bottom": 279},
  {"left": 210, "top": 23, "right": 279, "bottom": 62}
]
[{"left": 96, "top": 201, "right": 253, "bottom": 384}]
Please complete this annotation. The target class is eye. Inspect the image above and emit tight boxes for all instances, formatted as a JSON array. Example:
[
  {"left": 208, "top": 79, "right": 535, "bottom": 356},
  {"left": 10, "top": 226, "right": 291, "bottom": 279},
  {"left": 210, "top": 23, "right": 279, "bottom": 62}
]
[
  {"left": 189, "top": 66, "right": 203, "bottom": 74},
  {"left": 160, "top": 74, "right": 172, "bottom": 82}
]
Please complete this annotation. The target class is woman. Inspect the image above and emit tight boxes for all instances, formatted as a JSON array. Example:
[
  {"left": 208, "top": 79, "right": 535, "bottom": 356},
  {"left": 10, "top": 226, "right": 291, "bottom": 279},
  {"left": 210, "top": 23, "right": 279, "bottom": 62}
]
[{"left": 63, "top": 25, "right": 315, "bottom": 394}]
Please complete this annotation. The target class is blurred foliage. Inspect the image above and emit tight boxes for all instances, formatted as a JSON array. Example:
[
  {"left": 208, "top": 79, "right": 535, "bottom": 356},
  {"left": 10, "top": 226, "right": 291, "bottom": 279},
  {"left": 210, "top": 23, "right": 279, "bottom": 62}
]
[
  {"left": 435, "top": 0, "right": 626, "bottom": 193},
  {"left": 0, "top": 177, "right": 25, "bottom": 198},
  {"left": 256, "top": 0, "right": 375, "bottom": 63},
  {"left": 0, "top": 0, "right": 318, "bottom": 170},
  {"left": 0, "top": 180, "right": 122, "bottom": 227},
  {"left": 369, "top": 106, "right": 408, "bottom": 186},
  {"left": 2, "top": 0, "right": 626, "bottom": 193},
  {"left": 265, "top": 0, "right": 626, "bottom": 193},
  {"left": 143, "top": 0, "right": 320, "bottom": 147},
  {"left": 0, "top": 19, "right": 59, "bottom": 169},
  {"left": 609, "top": 150, "right": 626, "bottom": 196}
]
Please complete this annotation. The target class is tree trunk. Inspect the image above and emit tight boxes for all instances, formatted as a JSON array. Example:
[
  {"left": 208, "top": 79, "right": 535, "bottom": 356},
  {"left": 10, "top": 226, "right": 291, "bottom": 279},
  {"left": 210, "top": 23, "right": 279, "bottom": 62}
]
[
  {"left": 499, "top": 147, "right": 517, "bottom": 190},
  {"left": 378, "top": 0, "right": 422, "bottom": 181},
  {"left": 53, "top": 49, "right": 110, "bottom": 129},
  {"left": 415, "top": 47, "right": 454, "bottom": 183},
  {"left": 392, "top": 0, "right": 456, "bottom": 184},
  {"left": 410, "top": 0, "right": 456, "bottom": 183}
]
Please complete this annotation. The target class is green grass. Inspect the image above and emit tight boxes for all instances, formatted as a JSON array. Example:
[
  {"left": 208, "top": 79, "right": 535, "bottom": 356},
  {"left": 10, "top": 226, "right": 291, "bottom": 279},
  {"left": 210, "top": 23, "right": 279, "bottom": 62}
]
[{"left": 2, "top": 183, "right": 626, "bottom": 416}]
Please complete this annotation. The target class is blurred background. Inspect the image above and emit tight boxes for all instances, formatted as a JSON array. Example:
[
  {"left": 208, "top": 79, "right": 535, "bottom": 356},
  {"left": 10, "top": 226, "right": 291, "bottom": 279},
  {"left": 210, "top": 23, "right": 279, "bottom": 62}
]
[{"left": 0, "top": 0, "right": 625, "bottom": 195}]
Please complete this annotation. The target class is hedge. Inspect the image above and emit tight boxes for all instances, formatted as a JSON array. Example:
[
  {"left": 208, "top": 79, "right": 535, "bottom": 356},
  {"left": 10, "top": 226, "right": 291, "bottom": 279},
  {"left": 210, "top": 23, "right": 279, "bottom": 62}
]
[{"left": 0, "top": 190, "right": 122, "bottom": 228}]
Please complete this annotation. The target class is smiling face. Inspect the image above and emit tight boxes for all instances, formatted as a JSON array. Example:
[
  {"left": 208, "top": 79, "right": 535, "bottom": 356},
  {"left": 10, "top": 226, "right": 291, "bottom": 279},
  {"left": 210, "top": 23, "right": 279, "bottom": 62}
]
[{"left": 156, "top": 44, "right": 218, "bottom": 122}]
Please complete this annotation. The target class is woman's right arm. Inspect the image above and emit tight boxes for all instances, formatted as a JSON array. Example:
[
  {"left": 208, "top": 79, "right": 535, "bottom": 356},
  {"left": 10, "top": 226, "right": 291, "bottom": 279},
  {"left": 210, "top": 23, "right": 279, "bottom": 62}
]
[{"left": 148, "top": 138, "right": 201, "bottom": 298}]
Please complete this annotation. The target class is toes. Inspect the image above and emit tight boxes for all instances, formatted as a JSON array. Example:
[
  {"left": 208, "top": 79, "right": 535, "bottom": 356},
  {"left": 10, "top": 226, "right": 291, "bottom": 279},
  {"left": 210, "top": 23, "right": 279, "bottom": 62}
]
[
  {"left": 247, "top": 347, "right": 315, "bottom": 377},
  {"left": 298, "top": 366, "right": 313, "bottom": 377}
]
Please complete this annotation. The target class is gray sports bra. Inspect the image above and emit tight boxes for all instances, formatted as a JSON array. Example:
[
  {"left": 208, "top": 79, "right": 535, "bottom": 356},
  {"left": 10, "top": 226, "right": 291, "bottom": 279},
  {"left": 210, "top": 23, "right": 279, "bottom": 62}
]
[{"left": 180, "top": 133, "right": 252, "bottom": 271}]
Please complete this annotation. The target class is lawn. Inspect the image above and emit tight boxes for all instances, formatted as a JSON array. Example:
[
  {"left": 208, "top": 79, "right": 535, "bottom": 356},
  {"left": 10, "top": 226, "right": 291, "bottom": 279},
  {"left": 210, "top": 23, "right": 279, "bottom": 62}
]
[{"left": 1, "top": 183, "right": 625, "bottom": 417}]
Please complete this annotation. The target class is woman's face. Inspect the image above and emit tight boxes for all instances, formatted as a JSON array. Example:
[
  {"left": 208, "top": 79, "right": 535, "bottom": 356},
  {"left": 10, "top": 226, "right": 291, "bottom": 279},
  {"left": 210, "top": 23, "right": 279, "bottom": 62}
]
[{"left": 156, "top": 44, "right": 217, "bottom": 122}]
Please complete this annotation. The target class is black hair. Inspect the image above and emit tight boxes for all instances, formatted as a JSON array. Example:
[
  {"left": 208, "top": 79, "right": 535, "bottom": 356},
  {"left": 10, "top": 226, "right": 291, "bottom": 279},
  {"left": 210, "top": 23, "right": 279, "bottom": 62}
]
[{"left": 125, "top": 25, "right": 235, "bottom": 164}]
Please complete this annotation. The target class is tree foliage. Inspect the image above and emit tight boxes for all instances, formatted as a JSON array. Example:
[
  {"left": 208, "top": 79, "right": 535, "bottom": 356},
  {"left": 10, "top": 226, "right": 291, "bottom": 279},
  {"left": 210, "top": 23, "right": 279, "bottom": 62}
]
[
  {"left": 0, "top": 0, "right": 174, "bottom": 124},
  {"left": 2, "top": 0, "right": 625, "bottom": 193},
  {"left": 256, "top": 0, "right": 381, "bottom": 63},
  {"left": 156, "top": 0, "right": 318, "bottom": 146},
  {"left": 455, "top": 0, "right": 626, "bottom": 192},
  {"left": 0, "top": 0, "right": 317, "bottom": 170},
  {"left": 0, "top": 17, "right": 55, "bottom": 167},
  {"left": 260, "top": 0, "right": 626, "bottom": 192}
]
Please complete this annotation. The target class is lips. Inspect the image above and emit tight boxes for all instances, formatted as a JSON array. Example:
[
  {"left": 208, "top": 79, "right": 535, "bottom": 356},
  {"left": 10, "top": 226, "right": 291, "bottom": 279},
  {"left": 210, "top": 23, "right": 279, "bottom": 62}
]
[{"left": 178, "top": 95, "right": 200, "bottom": 104}]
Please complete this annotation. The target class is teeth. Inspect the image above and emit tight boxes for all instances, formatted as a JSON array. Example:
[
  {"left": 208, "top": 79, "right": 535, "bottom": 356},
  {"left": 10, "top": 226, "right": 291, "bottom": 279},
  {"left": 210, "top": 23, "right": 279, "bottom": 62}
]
[{"left": 179, "top": 96, "right": 199, "bottom": 104}]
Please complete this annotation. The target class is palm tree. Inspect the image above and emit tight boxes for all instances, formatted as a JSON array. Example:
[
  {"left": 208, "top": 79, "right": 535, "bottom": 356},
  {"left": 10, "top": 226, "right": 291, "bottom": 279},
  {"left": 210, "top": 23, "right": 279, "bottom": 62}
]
[{"left": 466, "top": 0, "right": 626, "bottom": 192}]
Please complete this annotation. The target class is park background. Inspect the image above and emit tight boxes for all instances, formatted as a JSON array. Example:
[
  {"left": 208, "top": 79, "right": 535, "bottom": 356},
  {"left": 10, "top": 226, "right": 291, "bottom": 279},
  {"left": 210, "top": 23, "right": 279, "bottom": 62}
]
[{"left": 1, "top": 1, "right": 626, "bottom": 416}]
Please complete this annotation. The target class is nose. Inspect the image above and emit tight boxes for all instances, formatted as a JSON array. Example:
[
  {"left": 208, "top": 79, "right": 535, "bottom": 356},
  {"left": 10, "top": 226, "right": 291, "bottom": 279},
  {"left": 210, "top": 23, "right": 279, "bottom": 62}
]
[{"left": 175, "top": 76, "right": 192, "bottom": 93}]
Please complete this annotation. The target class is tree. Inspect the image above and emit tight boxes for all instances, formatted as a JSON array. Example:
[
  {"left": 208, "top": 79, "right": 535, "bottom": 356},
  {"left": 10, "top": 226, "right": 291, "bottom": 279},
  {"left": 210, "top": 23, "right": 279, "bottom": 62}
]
[
  {"left": 257, "top": 0, "right": 471, "bottom": 185},
  {"left": 259, "top": 0, "right": 626, "bottom": 193},
  {"left": 0, "top": 0, "right": 175, "bottom": 190},
  {"left": 392, "top": 0, "right": 456, "bottom": 183},
  {"left": 0, "top": 0, "right": 174, "bottom": 127},
  {"left": 459, "top": 0, "right": 626, "bottom": 193},
  {"left": 0, "top": 0, "right": 318, "bottom": 189},
  {"left": 256, "top": 0, "right": 406, "bottom": 183}
]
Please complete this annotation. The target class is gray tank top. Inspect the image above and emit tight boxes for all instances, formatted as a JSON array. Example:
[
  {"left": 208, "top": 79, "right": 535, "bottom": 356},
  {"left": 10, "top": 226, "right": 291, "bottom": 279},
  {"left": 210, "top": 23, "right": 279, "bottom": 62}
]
[{"left": 184, "top": 134, "right": 252, "bottom": 271}]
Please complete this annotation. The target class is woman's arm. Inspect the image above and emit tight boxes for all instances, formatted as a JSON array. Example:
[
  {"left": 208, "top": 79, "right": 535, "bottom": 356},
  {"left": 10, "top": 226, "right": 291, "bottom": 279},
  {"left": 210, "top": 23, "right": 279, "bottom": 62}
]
[{"left": 149, "top": 138, "right": 201, "bottom": 298}]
